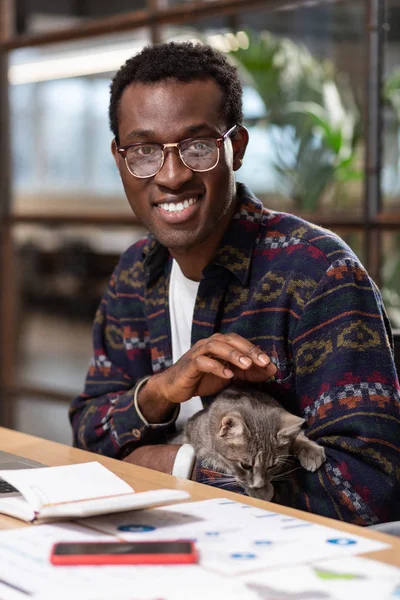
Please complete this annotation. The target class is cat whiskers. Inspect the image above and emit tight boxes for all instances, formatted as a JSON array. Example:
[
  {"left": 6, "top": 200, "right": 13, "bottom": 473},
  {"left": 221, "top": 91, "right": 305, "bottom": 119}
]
[
  {"left": 276, "top": 458, "right": 295, "bottom": 467},
  {"left": 271, "top": 465, "right": 302, "bottom": 481},
  {"left": 200, "top": 475, "right": 238, "bottom": 488},
  {"left": 218, "top": 479, "right": 242, "bottom": 489},
  {"left": 274, "top": 456, "right": 296, "bottom": 471},
  {"left": 276, "top": 453, "right": 296, "bottom": 461}
]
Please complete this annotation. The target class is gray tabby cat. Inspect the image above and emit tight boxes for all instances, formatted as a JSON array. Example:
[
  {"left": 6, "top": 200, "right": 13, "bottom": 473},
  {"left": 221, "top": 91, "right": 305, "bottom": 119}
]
[{"left": 183, "top": 386, "right": 326, "bottom": 501}]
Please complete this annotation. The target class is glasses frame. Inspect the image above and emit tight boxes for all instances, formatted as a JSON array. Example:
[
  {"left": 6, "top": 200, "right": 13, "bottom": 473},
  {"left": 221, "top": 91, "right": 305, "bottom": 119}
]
[{"left": 116, "top": 125, "right": 237, "bottom": 179}]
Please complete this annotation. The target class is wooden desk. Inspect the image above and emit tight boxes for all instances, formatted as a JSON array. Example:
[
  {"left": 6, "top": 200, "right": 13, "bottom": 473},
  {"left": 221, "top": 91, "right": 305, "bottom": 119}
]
[{"left": 1, "top": 427, "right": 399, "bottom": 568}]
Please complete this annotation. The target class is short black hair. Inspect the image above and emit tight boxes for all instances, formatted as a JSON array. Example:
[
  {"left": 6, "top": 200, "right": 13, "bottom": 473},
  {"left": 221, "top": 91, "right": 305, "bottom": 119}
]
[{"left": 109, "top": 41, "right": 243, "bottom": 142}]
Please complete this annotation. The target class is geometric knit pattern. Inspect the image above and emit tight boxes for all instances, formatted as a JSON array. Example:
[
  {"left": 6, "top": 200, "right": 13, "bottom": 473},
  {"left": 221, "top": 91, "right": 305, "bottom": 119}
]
[{"left": 70, "top": 183, "right": 400, "bottom": 525}]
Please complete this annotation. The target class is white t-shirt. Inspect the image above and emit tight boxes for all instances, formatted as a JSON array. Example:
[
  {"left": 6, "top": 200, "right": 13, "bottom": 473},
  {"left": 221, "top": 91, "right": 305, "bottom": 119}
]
[{"left": 169, "top": 259, "right": 203, "bottom": 430}]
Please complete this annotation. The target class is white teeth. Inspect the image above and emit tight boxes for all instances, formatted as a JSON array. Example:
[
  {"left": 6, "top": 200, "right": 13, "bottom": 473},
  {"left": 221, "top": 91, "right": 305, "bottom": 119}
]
[{"left": 160, "top": 197, "right": 199, "bottom": 212}]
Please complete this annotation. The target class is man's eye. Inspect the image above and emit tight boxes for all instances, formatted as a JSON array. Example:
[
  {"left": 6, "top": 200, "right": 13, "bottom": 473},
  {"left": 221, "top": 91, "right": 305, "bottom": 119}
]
[
  {"left": 135, "top": 145, "right": 157, "bottom": 156},
  {"left": 188, "top": 140, "right": 212, "bottom": 153},
  {"left": 240, "top": 463, "right": 252, "bottom": 471}
]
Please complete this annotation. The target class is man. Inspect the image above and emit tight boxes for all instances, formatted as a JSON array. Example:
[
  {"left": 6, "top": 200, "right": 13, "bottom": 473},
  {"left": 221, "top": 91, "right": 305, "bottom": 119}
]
[{"left": 70, "top": 41, "right": 400, "bottom": 525}]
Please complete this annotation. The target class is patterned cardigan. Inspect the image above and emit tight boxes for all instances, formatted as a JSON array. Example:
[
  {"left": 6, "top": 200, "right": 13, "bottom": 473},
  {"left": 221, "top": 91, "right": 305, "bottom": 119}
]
[{"left": 70, "top": 183, "right": 400, "bottom": 525}]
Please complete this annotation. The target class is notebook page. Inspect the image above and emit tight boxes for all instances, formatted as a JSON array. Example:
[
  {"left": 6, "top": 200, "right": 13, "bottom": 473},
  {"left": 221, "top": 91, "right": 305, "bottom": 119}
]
[
  {"left": 0, "top": 462, "right": 134, "bottom": 510},
  {"left": 38, "top": 488, "right": 191, "bottom": 520}
]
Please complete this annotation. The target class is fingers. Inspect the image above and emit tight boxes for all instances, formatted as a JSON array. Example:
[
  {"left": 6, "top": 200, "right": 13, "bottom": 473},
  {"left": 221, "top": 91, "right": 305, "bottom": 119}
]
[
  {"left": 234, "top": 362, "right": 276, "bottom": 383},
  {"left": 157, "top": 333, "right": 277, "bottom": 405},
  {"left": 213, "top": 333, "right": 272, "bottom": 367},
  {"left": 193, "top": 333, "right": 276, "bottom": 378},
  {"left": 192, "top": 355, "right": 234, "bottom": 379},
  {"left": 193, "top": 338, "right": 253, "bottom": 372}
]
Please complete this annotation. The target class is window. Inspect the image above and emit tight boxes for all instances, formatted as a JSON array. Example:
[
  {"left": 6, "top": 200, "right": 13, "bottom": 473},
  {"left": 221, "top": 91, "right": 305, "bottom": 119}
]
[{"left": 1, "top": 0, "right": 399, "bottom": 438}]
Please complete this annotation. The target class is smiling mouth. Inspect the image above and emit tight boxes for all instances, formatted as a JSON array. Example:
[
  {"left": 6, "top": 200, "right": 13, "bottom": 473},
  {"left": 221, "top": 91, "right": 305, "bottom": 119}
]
[{"left": 158, "top": 196, "right": 200, "bottom": 213}]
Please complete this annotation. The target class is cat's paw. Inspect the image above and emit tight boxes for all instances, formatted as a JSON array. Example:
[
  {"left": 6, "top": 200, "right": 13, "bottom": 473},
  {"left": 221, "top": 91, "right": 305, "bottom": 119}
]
[{"left": 298, "top": 444, "right": 326, "bottom": 472}]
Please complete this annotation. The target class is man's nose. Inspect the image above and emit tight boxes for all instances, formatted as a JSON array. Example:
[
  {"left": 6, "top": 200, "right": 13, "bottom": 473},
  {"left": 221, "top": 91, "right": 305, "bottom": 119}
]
[{"left": 153, "top": 147, "right": 193, "bottom": 189}]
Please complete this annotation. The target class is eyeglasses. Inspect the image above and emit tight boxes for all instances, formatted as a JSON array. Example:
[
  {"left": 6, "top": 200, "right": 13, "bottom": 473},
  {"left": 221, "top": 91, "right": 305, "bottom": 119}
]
[{"left": 116, "top": 125, "right": 237, "bottom": 179}]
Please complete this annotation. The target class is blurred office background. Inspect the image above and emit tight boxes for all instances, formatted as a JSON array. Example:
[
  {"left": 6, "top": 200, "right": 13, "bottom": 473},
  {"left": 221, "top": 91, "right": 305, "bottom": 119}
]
[{"left": 0, "top": 0, "right": 399, "bottom": 444}]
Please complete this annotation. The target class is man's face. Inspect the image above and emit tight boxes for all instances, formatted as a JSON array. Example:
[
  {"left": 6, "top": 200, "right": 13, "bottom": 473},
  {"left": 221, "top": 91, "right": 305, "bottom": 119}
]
[{"left": 112, "top": 79, "right": 247, "bottom": 251}]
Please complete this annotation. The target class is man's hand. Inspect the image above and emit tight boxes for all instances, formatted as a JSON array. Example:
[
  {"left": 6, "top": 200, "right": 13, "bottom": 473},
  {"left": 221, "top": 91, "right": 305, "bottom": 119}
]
[
  {"left": 123, "top": 444, "right": 181, "bottom": 475},
  {"left": 140, "top": 333, "right": 276, "bottom": 422}
]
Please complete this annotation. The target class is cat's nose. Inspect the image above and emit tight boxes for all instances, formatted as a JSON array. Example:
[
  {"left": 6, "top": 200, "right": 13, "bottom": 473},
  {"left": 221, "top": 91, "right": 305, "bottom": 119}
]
[{"left": 252, "top": 474, "right": 266, "bottom": 489}]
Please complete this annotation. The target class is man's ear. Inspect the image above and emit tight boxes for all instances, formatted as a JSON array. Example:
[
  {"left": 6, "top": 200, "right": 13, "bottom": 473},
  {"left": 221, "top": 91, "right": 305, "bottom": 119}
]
[
  {"left": 232, "top": 125, "right": 249, "bottom": 172},
  {"left": 111, "top": 138, "right": 121, "bottom": 171}
]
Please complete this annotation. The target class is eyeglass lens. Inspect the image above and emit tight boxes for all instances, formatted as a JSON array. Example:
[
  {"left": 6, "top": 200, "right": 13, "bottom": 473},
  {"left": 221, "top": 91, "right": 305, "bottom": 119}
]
[{"left": 125, "top": 138, "right": 219, "bottom": 177}]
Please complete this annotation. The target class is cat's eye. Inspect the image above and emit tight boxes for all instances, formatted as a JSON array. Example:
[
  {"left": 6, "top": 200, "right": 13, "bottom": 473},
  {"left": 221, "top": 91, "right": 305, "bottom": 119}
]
[{"left": 240, "top": 462, "right": 252, "bottom": 471}]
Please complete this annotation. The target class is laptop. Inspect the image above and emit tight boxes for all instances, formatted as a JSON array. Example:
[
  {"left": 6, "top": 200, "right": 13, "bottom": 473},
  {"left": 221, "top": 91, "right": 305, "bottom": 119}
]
[{"left": 0, "top": 451, "right": 45, "bottom": 497}]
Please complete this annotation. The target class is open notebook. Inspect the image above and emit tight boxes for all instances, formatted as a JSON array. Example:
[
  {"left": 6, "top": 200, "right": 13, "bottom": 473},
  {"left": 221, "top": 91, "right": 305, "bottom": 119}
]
[{"left": 0, "top": 461, "right": 190, "bottom": 522}]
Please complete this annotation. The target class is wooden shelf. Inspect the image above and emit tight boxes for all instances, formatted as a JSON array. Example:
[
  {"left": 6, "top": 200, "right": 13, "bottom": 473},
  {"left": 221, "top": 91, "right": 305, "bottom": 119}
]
[
  {"left": 8, "top": 213, "right": 141, "bottom": 227},
  {"left": 4, "top": 384, "right": 75, "bottom": 403},
  {"left": 1, "top": 0, "right": 348, "bottom": 50},
  {"left": 6, "top": 210, "right": 400, "bottom": 230}
]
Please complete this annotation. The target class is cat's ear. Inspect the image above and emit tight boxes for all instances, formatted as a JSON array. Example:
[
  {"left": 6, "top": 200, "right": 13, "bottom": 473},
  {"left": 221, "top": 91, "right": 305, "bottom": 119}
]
[
  {"left": 218, "top": 413, "right": 247, "bottom": 443},
  {"left": 277, "top": 412, "right": 305, "bottom": 444}
]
